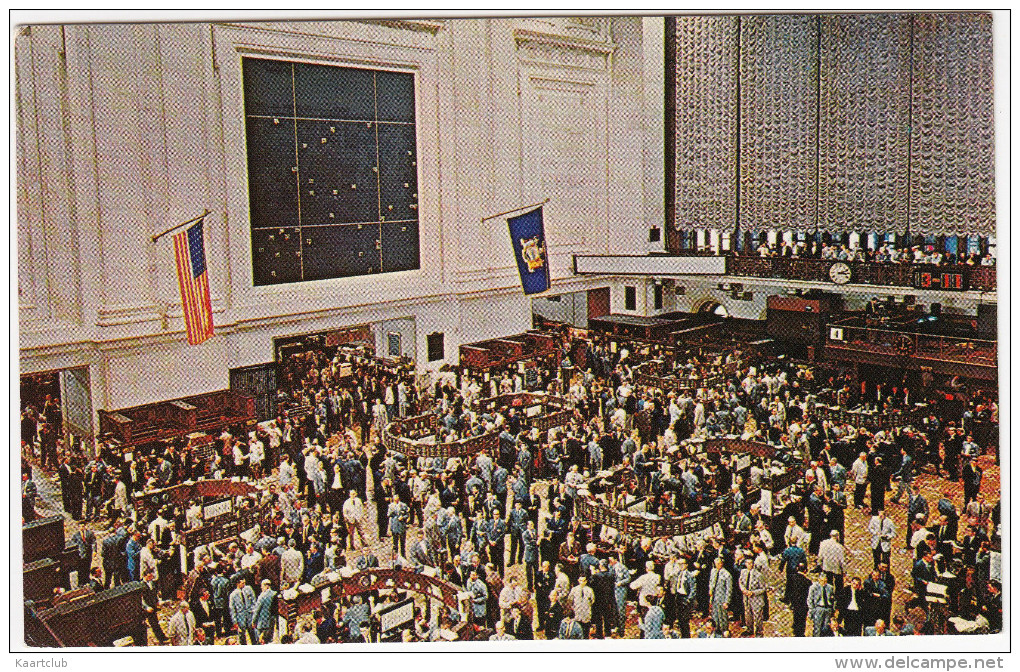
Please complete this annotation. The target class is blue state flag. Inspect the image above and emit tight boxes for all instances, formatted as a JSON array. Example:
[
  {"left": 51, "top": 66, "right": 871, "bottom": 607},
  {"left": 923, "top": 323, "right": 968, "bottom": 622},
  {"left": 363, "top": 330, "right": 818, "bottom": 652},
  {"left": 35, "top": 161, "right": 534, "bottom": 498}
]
[{"left": 507, "top": 206, "right": 551, "bottom": 295}]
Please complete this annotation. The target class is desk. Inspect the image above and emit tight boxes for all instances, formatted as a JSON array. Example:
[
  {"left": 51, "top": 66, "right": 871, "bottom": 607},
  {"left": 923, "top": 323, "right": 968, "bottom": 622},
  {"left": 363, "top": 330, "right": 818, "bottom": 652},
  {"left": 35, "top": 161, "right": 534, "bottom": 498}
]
[{"left": 278, "top": 568, "right": 463, "bottom": 637}]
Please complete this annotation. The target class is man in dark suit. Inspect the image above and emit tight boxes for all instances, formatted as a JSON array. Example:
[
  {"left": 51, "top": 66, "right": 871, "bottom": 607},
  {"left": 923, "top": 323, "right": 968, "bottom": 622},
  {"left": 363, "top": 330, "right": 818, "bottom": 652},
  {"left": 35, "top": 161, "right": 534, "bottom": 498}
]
[
  {"left": 190, "top": 587, "right": 216, "bottom": 645},
  {"left": 906, "top": 484, "right": 929, "bottom": 548},
  {"left": 868, "top": 456, "right": 890, "bottom": 513},
  {"left": 304, "top": 541, "right": 324, "bottom": 583},
  {"left": 822, "top": 617, "right": 845, "bottom": 637},
  {"left": 21, "top": 408, "right": 38, "bottom": 452},
  {"left": 876, "top": 563, "right": 895, "bottom": 624},
  {"left": 590, "top": 558, "right": 616, "bottom": 638},
  {"left": 86, "top": 567, "right": 104, "bottom": 593},
  {"left": 672, "top": 557, "right": 696, "bottom": 638},
  {"left": 507, "top": 500, "right": 529, "bottom": 566},
  {"left": 101, "top": 526, "right": 126, "bottom": 589},
  {"left": 980, "top": 582, "right": 1002, "bottom": 633},
  {"left": 70, "top": 527, "right": 96, "bottom": 583},
  {"left": 838, "top": 576, "right": 866, "bottom": 636},
  {"left": 508, "top": 605, "right": 533, "bottom": 640},
  {"left": 84, "top": 465, "right": 104, "bottom": 521},
  {"left": 314, "top": 608, "right": 338, "bottom": 643},
  {"left": 545, "top": 511, "right": 567, "bottom": 564},
  {"left": 943, "top": 430, "right": 963, "bottom": 480},
  {"left": 142, "top": 570, "right": 169, "bottom": 644},
  {"left": 534, "top": 560, "right": 555, "bottom": 632},
  {"left": 788, "top": 563, "right": 812, "bottom": 637},
  {"left": 57, "top": 458, "right": 75, "bottom": 515},
  {"left": 209, "top": 567, "right": 231, "bottom": 637},
  {"left": 961, "top": 457, "right": 982, "bottom": 507},
  {"left": 929, "top": 515, "right": 957, "bottom": 558},
  {"left": 909, "top": 550, "right": 936, "bottom": 611},
  {"left": 807, "top": 487, "right": 827, "bottom": 556}
]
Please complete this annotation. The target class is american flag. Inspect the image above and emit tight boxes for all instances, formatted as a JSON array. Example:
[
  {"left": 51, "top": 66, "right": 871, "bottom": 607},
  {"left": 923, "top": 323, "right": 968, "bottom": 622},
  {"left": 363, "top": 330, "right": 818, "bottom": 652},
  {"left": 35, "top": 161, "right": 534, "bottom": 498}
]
[{"left": 173, "top": 220, "right": 214, "bottom": 345}]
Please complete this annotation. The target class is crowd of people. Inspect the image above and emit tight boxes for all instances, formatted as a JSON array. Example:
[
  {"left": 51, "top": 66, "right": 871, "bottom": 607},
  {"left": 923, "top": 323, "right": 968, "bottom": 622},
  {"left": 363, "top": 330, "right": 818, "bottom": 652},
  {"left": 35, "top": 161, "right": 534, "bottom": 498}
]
[
  {"left": 21, "top": 326, "right": 1001, "bottom": 644},
  {"left": 744, "top": 240, "right": 997, "bottom": 267}
]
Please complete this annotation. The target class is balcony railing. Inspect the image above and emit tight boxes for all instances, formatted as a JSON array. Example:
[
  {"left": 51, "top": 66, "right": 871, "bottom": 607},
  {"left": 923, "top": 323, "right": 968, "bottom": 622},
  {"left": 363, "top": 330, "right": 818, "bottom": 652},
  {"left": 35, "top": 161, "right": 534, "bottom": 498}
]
[
  {"left": 827, "top": 324, "right": 997, "bottom": 368},
  {"left": 727, "top": 256, "right": 996, "bottom": 291}
]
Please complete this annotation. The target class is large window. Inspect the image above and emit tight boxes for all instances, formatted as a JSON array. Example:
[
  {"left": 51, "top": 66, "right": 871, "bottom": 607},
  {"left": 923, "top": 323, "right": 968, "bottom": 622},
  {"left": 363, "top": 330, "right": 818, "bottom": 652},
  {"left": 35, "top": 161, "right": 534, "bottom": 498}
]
[{"left": 242, "top": 57, "right": 420, "bottom": 286}]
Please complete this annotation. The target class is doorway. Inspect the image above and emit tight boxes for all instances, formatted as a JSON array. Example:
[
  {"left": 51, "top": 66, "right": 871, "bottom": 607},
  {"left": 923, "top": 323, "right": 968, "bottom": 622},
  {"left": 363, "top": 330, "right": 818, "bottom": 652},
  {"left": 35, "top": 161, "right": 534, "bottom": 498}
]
[
  {"left": 20, "top": 366, "right": 93, "bottom": 459},
  {"left": 532, "top": 290, "right": 594, "bottom": 329},
  {"left": 697, "top": 300, "right": 729, "bottom": 318}
]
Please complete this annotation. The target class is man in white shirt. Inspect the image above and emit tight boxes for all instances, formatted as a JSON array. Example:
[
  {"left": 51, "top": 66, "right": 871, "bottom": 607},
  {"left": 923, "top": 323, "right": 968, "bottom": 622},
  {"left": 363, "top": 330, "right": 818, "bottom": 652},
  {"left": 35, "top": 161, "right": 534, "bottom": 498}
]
[
  {"left": 167, "top": 601, "right": 197, "bottom": 646},
  {"left": 817, "top": 529, "right": 847, "bottom": 590},
  {"left": 398, "top": 380, "right": 409, "bottom": 418},
  {"left": 372, "top": 399, "right": 389, "bottom": 436},
  {"left": 663, "top": 426, "right": 678, "bottom": 450},
  {"left": 266, "top": 420, "right": 282, "bottom": 453},
  {"left": 279, "top": 539, "right": 304, "bottom": 588},
  {"left": 186, "top": 503, "right": 203, "bottom": 530},
  {"left": 488, "top": 620, "right": 516, "bottom": 642},
  {"left": 755, "top": 520, "right": 775, "bottom": 556},
  {"left": 343, "top": 490, "right": 368, "bottom": 549},
  {"left": 810, "top": 461, "right": 829, "bottom": 493},
  {"left": 567, "top": 575, "right": 596, "bottom": 637},
  {"left": 139, "top": 537, "right": 160, "bottom": 583},
  {"left": 662, "top": 553, "right": 683, "bottom": 624},
  {"left": 240, "top": 543, "right": 262, "bottom": 571},
  {"left": 564, "top": 465, "right": 585, "bottom": 498},
  {"left": 278, "top": 455, "right": 295, "bottom": 489},
  {"left": 475, "top": 450, "right": 494, "bottom": 488},
  {"left": 498, "top": 575, "right": 526, "bottom": 623},
  {"left": 909, "top": 515, "right": 930, "bottom": 550},
  {"left": 111, "top": 474, "right": 129, "bottom": 517},
  {"left": 630, "top": 561, "right": 662, "bottom": 610},
  {"left": 784, "top": 516, "right": 807, "bottom": 550},
  {"left": 611, "top": 406, "right": 627, "bottom": 430},
  {"left": 668, "top": 396, "right": 682, "bottom": 426},
  {"left": 868, "top": 510, "right": 896, "bottom": 569},
  {"left": 850, "top": 452, "right": 869, "bottom": 509},
  {"left": 248, "top": 434, "right": 265, "bottom": 480},
  {"left": 295, "top": 623, "right": 321, "bottom": 644},
  {"left": 147, "top": 510, "right": 169, "bottom": 542}
]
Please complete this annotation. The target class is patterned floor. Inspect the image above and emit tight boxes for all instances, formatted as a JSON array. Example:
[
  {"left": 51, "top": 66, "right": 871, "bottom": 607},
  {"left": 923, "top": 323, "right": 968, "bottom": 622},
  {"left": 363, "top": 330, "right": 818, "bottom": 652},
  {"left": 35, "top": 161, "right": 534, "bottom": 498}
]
[{"left": 25, "top": 445, "right": 1000, "bottom": 643}]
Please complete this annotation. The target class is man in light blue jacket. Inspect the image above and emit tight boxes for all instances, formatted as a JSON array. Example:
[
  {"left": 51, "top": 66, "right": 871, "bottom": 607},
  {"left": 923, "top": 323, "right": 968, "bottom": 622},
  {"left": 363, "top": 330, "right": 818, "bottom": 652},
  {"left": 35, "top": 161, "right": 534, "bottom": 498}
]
[
  {"left": 229, "top": 577, "right": 258, "bottom": 645},
  {"left": 251, "top": 579, "right": 277, "bottom": 644},
  {"left": 610, "top": 555, "right": 631, "bottom": 637}
]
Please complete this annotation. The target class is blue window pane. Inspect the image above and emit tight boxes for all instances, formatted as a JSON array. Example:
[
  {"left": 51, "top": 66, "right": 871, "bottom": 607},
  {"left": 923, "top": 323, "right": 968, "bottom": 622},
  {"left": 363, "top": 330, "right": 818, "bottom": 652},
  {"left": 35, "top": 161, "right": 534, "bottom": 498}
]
[
  {"left": 945, "top": 235, "right": 958, "bottom": 256},
  {"left": 293, "top": 62, "right": 376, "bottom": 121},
  {"left": 242, "top": 57, "right": 420, "bottom": 285},
  {"left": 245, "top": 117, "right": 300, "bottom": 229},
  {"left": 242, "top": 58, "right": 294, "bottom": 117},
  {"left": 375, "top": 70, "right": 416, "bottom": 123}
]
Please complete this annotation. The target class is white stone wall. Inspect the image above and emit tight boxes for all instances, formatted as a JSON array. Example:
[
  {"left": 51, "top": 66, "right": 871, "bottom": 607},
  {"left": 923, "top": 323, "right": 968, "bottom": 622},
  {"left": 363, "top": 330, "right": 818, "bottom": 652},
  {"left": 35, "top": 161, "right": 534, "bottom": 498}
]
[{"left": 16, "top": 17, "right": 660, "bottom": 422}]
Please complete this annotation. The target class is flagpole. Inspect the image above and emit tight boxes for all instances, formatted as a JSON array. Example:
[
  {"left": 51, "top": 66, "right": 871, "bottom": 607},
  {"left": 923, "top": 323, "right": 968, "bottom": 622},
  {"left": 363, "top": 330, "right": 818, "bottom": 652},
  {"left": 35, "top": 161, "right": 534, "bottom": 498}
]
[
  {"left": 151, "top": 210, "right": 212, "bottom": 243},
  {"left": 479, "top": 198, "right": 549, "bottom": 223}
]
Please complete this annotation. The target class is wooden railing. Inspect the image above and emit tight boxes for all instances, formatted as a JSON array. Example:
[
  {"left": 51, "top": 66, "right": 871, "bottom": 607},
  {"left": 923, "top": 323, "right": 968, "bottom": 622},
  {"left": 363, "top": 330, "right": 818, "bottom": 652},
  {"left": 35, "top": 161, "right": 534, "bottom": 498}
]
[
  {"left": 278, "top": 568, "right": 463, "bottom": 637},
  {"left": 576, "top": 438, "right": 804, "bottom": 540},
  {"left": 727, "top": 256, "right": 996, "bottom": 291},
  {"left": 383, "top": 393, "right": 573, "bottom": 459},
  {"left": 827, "top": 325, "right": 997, "bottom": 369}
]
